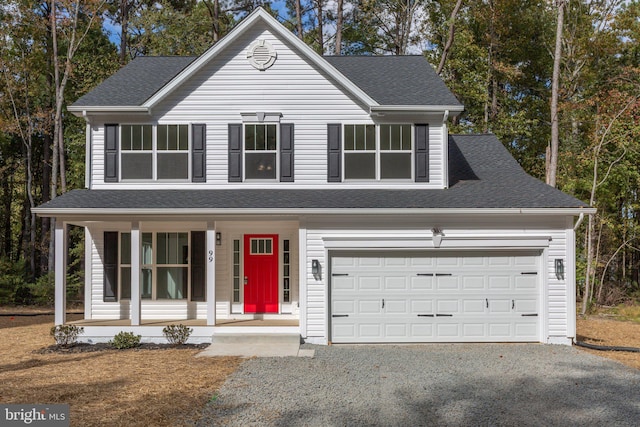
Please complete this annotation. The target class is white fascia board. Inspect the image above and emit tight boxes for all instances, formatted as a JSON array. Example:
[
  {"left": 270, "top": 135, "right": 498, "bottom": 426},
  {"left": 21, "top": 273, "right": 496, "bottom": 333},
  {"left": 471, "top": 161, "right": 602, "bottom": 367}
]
[
  {"left": 370, "top": 105, "right": 465, "bottom": 114},
  {"left": 143, "top": 8, "right": 378, "bottom": 110},
  {"left": 68, "top": 106, "right": 151, "bottom": 117},
  {"left": 33, "top": 206, "right": 596, "bottom": 217}
]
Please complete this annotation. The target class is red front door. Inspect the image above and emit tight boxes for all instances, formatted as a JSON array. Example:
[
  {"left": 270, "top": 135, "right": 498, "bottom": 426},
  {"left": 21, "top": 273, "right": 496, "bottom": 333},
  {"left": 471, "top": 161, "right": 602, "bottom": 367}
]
[{"left": 244, "top": 234, "right": 279, "bottom": 313}]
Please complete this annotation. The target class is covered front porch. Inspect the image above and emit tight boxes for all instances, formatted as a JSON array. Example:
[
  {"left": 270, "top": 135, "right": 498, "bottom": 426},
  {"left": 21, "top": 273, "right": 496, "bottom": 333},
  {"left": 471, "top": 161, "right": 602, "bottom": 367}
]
[{"left": 50, "top": 216, "right": 302, "bottom": 343}]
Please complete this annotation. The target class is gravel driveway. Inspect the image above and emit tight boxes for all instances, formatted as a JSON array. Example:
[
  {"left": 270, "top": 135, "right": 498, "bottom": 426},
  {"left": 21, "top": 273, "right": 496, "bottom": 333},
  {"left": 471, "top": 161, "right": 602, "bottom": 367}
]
[{"left": 196, "top": 344, "right": 640, "bottom": 426}]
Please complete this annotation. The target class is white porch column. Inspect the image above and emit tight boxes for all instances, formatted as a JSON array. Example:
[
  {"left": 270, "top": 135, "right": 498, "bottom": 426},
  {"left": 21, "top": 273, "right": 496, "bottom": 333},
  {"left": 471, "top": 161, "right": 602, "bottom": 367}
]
[
  {"left": 130, "top": 222, "right": 141, "bottom": 326},
  {"left": 298, "top": 226, "right": 307, "bottom": 338},
  {"left": 206, "top": 221, "right": 216, "bottom": 326},
  {"left": 84, "top": 227, "right": 92, "bottom": 320},
  {"left": 54, "top": 220, "right": 67, "bottom": 325}
]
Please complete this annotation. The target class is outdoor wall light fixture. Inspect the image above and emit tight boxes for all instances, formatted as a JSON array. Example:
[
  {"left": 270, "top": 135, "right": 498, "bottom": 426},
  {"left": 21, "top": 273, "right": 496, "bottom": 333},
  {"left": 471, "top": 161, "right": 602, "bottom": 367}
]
[
  {"left": 555, "top": 259, "right": 565, "bottom": 280},
  {"left": 312, "top": 259, "right": 321, "bottom": 280},
  {"left": 432, "top": 228, "right": 444, "bottom": 248},
  {"left": 216, "top": 232, "right": 222, "bottom": 246}
]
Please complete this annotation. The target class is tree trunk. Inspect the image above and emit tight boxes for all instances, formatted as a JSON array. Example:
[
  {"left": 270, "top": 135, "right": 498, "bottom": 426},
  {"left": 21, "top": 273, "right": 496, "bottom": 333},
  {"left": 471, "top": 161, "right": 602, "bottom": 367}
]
[
  {"left": 119, "top": 0, "right": 130, "bottom": 64},
  {"left": 547, "top": 0, "right": 565, "bottom": 187},
  {"left": 316, "top": 0, "right": 324, "bottom": 54},
  {"left": 335, "top": 0, "right": 343, "bottom": 54},
  {"left": 295, "top": 0, "right": 303, "bottom": 40},
  {"left": 582, "top": 214, "right": 594, "bottom": 314},
  {"left": 436, "top": 0, "right": 463, "bottom": 75}
]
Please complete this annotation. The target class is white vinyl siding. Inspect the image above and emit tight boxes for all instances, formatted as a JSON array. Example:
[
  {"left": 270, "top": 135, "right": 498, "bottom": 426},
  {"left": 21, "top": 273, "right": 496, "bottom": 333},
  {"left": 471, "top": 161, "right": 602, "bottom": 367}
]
[
  {"left": 89, "top": 23, "right": 447, "bottom": 189},
  {"left": 302, "top": 220, "right": 574, "bottom": 345}
]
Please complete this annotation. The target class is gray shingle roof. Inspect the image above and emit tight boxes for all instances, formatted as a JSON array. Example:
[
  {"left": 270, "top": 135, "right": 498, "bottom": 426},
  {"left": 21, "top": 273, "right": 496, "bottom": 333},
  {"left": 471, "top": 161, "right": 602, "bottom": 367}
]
[
  {"left": 324, "top": 56, "right": 461, "bottom": 106},
  {"left": 72, "top": 56, "right": 195, "bottom": 107},
  {"left": 70, "top": 55, "right": 461, "bottom": 108},
  {"left": 35, "top": 134, "right": 588, "bottom": 212}
]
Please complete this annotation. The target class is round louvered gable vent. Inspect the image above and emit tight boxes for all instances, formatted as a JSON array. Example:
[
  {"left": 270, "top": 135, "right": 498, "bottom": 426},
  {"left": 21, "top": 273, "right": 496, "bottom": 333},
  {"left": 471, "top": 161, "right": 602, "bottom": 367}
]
[{"left": 247, "top": 40, "right": 277, "bottom": 71}]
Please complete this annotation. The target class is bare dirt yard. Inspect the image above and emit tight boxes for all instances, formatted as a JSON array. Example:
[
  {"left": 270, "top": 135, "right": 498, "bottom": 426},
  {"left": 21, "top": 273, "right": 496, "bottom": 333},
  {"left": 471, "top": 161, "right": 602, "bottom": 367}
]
[
  {"left": 577, "top": 315, "right": 640, "bottom": 370},
  {"left": 0, "top": 309, "right": 241, "bottom": 426},
  {"left": 1, "top": 307, "right": 639, "bottom": 426}
]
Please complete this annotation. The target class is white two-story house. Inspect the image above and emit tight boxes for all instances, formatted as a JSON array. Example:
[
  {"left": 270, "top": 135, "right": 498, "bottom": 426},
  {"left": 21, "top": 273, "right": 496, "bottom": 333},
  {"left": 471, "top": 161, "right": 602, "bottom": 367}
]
[{"left": 34, "top": 8, "right": 593, "bottom": 345}]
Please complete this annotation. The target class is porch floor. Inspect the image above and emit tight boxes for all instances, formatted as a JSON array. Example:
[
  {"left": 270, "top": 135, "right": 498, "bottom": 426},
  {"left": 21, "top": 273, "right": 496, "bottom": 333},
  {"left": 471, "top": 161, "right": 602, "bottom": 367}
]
[{"left": 69, "top": 318, "right": 299, "bottom": 327}]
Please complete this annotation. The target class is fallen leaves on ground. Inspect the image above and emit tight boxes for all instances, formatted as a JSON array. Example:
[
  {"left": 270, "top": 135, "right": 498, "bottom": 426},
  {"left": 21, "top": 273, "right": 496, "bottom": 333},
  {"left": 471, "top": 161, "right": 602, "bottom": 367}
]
[
  {"left": 0, "top": 314, "right": 241, "bottom": 426},
  {"left": 577, "top": 316, "right": 640, "bottom": 370}
]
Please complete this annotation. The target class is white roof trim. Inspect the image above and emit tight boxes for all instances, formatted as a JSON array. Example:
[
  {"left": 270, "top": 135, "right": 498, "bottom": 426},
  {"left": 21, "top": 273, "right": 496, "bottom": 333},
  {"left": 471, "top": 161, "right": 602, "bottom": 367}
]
[
  {"left": 33, "top": 207, "right": 596, "bottom": 217},
  {"left": 142, "top": 8, "right": 378, "bottom": 109},
  {"left": 370, "top": 105, "right": 464, "bottom": 113},
  {"left": 68, "top": 105, "right": 151, "bottom": 116}
]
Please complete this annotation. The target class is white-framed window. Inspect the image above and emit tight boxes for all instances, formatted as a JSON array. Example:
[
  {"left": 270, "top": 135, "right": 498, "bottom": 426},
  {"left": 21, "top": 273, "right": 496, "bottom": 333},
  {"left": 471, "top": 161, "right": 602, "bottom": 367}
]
[
  {"left": 120, "top": 124, "right": 189, "bottom": 181},
  {"left": 343, "top": 124, "right": 413, "bottom": 180},
  {"left": 244, "top": 123, "right": 277, "bottom": 180},
  {"left": 380, "top": 124, "right": 412, "bottom": 179},
  {"left": 344, "top": 124, "right": 376, "bottom": 179},
  {"left": 232, "top": 239, "right": 241, "bottom": 303},
  {"left": 119, "top": 231, "right": 190, "bottom": 300}
]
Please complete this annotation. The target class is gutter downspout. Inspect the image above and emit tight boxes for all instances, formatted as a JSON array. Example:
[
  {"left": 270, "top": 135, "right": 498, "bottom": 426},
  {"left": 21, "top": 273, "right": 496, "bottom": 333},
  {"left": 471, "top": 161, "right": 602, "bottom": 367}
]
[
  {"left": 83, "top": 111, "right": 91, "bottom": 189},
  {"left": 573, "top": 212, "right": 585, "bottom": 230}
]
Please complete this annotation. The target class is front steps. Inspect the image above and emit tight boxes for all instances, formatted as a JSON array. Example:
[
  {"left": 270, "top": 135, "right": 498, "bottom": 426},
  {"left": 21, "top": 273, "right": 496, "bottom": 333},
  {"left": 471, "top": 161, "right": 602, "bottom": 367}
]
[{"left": 198, "top": 333, "right": 313, "bottom": 358}]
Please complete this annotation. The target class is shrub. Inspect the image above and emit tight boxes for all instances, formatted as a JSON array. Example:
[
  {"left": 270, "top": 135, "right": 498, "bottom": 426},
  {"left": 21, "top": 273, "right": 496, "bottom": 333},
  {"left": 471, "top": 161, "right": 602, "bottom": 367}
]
[
  {"left": 28, "top": 273, "right": 55, "bottom": 306},
  {"left": 163, "top": 324, "right": 193, "bottom": 345},
  {"left": 109, "top": 331, "right": 141, "bottom": 349},
  {"left": 50, "top": 325, "right": 84, "bottom": 347},
  {"left": 0, "top": 258, "right": 29, "bottom": 305}
]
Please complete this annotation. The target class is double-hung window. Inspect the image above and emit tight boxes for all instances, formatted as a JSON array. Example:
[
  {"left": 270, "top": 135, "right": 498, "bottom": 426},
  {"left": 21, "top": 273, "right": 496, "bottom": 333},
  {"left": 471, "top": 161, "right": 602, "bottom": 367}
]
[
  {"left": 380, "top": 124, "right": 412, "bottom": 179},
  {"left": 157, "top": 125, "right": 189, "bottom": 179},
  {"left": 343, "top": 124, "right": 413, "bottom": 180},
  {"left": 119, "top": 231, "right": 190, "bottom": 300},
  {"left": 120, "top": 124, "right": 189, "bottom": 180},
  {"left": 344, "top": 124, "right": 376, "bottom": 179},
  {"left": 121, "top": 125, "right": 153, "bottom": 180},
  {"left": 245, "top": 124, "right": 277, "bottom": 179}
]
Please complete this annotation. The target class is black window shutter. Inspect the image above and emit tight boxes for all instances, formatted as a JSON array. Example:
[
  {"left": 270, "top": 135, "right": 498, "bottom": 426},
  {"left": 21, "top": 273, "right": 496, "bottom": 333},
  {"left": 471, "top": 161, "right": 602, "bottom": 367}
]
[
  {"left": 228, "top": 124, "right": 243, "bottom": 182},
  {"left": 327, "top": 123, "right": 342, "bottom": 182},
  {"left": 103, "top": 231, "right": 118, "bottom": 302},
  {"left": 415, "top": 124, "right": 429, "bottom": 182},
  {"left": 280, "top": 123, "right": 294, "bottom": 182},
  {"left": 192, "top": 124, "right": 206, "bottom": 182},
  {"left": 104, "top": 124, "right": 119, "bottom": 182},
  {"left": 191, "top": 231, "right": 206, "bottom": 301}
]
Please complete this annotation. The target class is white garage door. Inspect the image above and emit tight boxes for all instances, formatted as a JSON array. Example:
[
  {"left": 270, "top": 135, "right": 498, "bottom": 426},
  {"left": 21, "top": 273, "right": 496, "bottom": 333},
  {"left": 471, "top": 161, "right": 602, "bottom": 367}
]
[{"left": 330, "top": 251, "right": 541, "bottom": 343}]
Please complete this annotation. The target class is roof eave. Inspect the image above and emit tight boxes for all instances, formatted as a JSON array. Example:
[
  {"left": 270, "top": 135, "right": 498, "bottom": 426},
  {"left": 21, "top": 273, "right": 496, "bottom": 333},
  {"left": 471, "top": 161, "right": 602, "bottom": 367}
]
[
  {"left": 142, "top": 8, "right": 378, "bottom": 110},
  {"left": 370, "top": 105, "right": 464, "bottom": 114},
  {"left": 33, "top": 206, "right": 596, "bottom": 217},
  {"left": 68, "top": 105, "right": 151, "bottom": 117}
]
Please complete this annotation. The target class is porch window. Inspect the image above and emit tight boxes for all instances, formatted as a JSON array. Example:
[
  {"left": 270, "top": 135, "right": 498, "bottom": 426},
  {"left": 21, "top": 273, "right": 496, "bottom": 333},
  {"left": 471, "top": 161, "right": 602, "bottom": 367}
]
[
  {"left": 245, "top": 124, "right": 277, "bottom": 180},
  {"left": 120, "top": 124, "right": 189, "bottom": 181},
  {"left": 119, "top": 231, "right": 190, "bottom": 300},
  {"left": 120, "top": 233, "right": 131, "bottom": 299}
]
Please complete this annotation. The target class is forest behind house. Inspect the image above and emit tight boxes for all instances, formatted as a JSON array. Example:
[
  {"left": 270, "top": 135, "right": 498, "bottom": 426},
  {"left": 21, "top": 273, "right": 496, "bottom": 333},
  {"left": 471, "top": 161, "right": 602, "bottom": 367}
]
[{"left": 1, "top": 0, "right": 639, "bottom": 315}]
